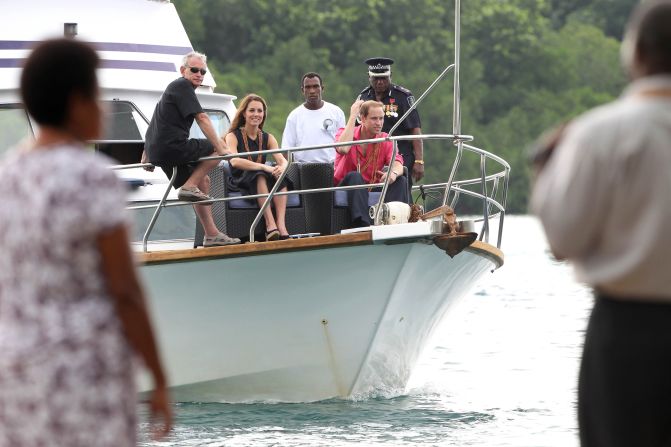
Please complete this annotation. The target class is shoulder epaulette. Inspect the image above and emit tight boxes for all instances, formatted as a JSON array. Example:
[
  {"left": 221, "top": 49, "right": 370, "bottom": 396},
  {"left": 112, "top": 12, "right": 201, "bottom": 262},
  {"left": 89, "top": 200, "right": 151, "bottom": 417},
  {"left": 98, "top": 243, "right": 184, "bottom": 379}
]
[
  {"left": 358, "top": 86, "right": 372, "bottom": 98},
  {"left": 392, "top": 84, "right": 412, "bottom": 95}
]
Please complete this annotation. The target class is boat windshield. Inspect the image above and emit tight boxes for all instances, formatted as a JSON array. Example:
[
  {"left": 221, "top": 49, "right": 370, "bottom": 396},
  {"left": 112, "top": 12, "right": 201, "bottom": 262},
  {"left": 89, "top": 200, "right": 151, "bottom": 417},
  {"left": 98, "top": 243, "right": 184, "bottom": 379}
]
[
  {"left": 102, "top": 100, "right": 147, "bottom": 141},
  {"left": 0, "top": 106, "right": 33, "bottom": 156},
  {"left": 94, "top": 101, "right": 148, "bottom": 164},
  {"left": 189, "top": 110, "right": 230, "bottom": 138}
]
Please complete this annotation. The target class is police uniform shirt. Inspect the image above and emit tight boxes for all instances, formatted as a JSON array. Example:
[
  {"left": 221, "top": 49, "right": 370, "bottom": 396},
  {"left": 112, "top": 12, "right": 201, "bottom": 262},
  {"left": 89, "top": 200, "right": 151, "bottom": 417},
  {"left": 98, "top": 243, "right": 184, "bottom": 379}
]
[{"left": 358, "top": 84, "right": 421, "bottom": 156}]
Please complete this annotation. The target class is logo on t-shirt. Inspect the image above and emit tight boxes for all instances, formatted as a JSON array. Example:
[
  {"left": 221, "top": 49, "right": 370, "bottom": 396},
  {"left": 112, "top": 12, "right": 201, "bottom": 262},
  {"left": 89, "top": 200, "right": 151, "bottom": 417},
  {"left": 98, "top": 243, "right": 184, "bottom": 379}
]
[{"left": 322, "top": 118, "right": 336, "bottom": 136}]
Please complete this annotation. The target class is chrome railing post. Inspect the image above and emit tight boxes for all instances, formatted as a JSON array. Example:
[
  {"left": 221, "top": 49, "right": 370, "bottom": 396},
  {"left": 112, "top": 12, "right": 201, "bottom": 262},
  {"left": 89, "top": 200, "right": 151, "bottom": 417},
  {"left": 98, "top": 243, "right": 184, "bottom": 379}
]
[
  {"left": 497, "top": 167, "right": 511, "bottom": 248},
  {"left": 249, "top": 161, "right": 292, "bottom": 242},
  {"left": 142, "top": 166, "right": 177, "bottom": 252},
  {"left": 387, "top": 65, "right": 454, "bottom": 138},
  {"left": 479, "top": 153, "right": 490, "bottom": 243},
  {"left": 453, "top": 0, "right": 462, "bottom": 137},
  {"left": 373, "top": 139, "right": 398, "bottom": 225},
  {"left": 442, "top": 139, "right": 463, "bottom": 206},
  {"left": 444, "top": 0, "right": 463, "bottom": 208}
]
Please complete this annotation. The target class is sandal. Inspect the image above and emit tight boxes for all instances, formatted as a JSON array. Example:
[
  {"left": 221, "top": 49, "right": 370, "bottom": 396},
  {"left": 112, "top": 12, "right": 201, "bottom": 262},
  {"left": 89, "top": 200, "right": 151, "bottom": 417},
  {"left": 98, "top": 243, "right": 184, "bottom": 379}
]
[
  {"left": 204, "top": 232, "right": 241, "bottom": 247},
  {"left": 177, "top": 186, "right": 212, "bottom": 202},
  {"left": 265, "top": 228, "right": 280, "bottom": 241}
]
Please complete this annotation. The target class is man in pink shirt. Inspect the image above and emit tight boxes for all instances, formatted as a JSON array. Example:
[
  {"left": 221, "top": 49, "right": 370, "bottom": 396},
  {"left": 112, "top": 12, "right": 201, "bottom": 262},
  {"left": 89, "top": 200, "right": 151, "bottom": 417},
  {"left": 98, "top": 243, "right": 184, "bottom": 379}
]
[{"left": 335, "top": 99, "right": 409, "bottom": 227}]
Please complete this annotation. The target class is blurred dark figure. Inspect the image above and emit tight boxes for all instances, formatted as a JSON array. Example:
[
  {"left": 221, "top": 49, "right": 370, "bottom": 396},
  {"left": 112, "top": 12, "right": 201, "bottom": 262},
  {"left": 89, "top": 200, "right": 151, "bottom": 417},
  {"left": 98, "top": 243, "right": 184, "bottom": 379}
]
[
  {"left": 530, "top": 2, "right": 671, "bottom": 446},
  {"left": 0, "top": 39, "right": 171, "bottom": 446},
  {"left": 528, "top": 121, "right": 570, "bottom": 178}
]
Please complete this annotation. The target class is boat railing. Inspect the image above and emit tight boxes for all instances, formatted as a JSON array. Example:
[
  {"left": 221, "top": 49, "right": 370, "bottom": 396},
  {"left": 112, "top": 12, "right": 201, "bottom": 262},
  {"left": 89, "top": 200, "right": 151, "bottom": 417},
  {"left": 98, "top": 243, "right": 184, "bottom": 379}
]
[
  {"left": 412, "top": 144, "right": 509, "bottom": 247},
  {"left": 113, "top": 132, "right": 509, "bottom": 251},
  {"left": 114, "top": 0, "right": 510, "bottom": 252}
]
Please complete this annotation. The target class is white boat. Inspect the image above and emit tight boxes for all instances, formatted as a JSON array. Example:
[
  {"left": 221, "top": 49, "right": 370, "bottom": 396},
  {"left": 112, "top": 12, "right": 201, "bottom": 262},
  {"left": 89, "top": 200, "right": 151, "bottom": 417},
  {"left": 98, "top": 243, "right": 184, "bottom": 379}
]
[{"left": 0, "top": 0, "right": 510, "bottom": 402}]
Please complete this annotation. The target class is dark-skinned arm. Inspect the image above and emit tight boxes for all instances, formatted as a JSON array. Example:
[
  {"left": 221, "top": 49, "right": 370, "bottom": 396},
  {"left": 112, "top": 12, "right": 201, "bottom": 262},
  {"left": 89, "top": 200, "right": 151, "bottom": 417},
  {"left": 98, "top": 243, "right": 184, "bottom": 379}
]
[
  {"left": 410, "top": 127, "right": 424, "bottom": 181},
  {"left": 97, "top": 225, "right": 172, "bottom": 440}
]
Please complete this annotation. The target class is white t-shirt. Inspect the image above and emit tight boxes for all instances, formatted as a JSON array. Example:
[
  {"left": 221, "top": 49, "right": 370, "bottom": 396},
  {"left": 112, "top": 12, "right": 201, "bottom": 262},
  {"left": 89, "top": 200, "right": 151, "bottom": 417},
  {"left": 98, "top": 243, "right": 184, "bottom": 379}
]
[{"left": 281, "top": 101, "right": 346, "bottom": 163}]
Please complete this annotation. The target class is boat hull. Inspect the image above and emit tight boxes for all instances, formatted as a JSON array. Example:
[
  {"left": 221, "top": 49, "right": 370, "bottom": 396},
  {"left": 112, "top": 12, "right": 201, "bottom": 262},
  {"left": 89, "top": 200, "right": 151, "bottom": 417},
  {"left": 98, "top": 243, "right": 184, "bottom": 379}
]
[{"left": 137, "top": 239, "right": 500, "bottom": 402}]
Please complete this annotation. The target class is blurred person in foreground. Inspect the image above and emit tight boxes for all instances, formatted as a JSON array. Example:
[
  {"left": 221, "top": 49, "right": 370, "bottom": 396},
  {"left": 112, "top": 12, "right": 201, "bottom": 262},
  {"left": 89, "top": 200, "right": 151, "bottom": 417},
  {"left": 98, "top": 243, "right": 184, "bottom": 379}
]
[
  {"left": 530, "top": 2, "right": 671, "bottom": 446},
  {"left": 0, "top": 39, "right": 171, "bottom": 446}
]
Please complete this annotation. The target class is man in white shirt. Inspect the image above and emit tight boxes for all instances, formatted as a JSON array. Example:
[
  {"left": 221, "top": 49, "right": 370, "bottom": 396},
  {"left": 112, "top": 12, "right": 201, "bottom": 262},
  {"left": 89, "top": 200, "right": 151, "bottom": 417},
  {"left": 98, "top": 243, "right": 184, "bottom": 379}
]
[
  {"left": 531, "top": 2, "right": 671, "bottom": 446},
  {"left": 281, "top": 72, "right": 345, "bottom": 163}
]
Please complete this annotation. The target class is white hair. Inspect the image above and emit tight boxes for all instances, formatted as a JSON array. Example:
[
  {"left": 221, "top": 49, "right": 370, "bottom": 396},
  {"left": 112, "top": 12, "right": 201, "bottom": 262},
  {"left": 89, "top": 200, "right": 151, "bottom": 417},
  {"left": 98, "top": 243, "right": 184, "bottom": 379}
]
[{"left": 182, "top": 51, "right": 207, "bottom": 67}]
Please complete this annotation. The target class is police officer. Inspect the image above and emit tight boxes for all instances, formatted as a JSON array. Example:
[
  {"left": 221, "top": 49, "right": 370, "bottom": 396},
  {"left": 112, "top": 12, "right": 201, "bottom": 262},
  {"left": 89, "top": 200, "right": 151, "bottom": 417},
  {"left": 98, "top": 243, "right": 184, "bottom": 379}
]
[{"left": 358, "top": 57, "right": 424, "bottom": 185}]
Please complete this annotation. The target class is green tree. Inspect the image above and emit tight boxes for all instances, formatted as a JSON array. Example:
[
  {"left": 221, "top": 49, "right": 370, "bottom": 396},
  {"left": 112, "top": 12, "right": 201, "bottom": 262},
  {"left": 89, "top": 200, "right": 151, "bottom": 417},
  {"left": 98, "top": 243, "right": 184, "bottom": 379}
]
[{"left": 172, "top": 0, "right": 629, "bottom": 213}]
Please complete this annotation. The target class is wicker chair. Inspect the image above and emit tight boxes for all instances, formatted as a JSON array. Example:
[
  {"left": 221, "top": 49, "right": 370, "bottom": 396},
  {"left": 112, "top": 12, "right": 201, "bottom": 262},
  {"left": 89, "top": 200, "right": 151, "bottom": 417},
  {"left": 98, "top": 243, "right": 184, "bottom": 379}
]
[
  {"left": 194, "top": 162, "right": 306, "bottom": 245},
  {"left": 297, "top": 162, "right": 335, "bottom": 237}
]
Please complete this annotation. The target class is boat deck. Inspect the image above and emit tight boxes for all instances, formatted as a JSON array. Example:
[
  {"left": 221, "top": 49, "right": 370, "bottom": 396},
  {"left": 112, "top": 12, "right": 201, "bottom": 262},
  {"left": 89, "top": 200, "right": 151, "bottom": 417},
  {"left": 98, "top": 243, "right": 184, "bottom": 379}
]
[{"left": 138, "top": 231, "right": 503, "bottom": 268}]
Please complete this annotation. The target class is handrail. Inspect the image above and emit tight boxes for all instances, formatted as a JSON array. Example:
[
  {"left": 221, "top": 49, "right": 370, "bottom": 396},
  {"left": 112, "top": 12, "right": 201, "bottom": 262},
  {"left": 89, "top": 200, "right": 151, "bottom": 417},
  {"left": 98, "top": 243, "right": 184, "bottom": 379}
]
[
  {"left": 126, "top": 182, "right": 389, "bottom": 210},
  {"left": 479, "top": 152, "right": 489, "bottom": 243},
  {"left": 387, "top": 64, "right": 455, "bottom": 137},
  {"left": 115, "top": 133, "right": 470, "bottom": 244},
  {"left": 372, "top": 139, "right": 399, "bottom": 225},
  {"left": 117, "top": 132, "right": 510, "bottom": 250},
  {"left": 111, "top": 133, "right": 475, "bottom": 174},
  {"left": 142, "top": 166, "right": 177, "bottom": 252},
  {"left": 90, "top": 139, "right": 145, "bottom": 144},
  {"left": 114, "top": 0, "right": 510, "bottom": 252},
  {"left": 248, "top": 156, "right": 290, "bottom": 242}
]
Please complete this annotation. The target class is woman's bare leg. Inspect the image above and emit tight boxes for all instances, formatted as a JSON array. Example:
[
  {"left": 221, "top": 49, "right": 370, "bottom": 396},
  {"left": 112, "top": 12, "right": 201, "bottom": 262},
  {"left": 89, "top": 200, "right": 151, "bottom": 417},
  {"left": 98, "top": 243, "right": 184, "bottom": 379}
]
[
  {"left": 256, "top": 176, "right": 277, "bottom": 231},
  {"left": 273, "top": 186, "right": 289, "bottom": 236}
]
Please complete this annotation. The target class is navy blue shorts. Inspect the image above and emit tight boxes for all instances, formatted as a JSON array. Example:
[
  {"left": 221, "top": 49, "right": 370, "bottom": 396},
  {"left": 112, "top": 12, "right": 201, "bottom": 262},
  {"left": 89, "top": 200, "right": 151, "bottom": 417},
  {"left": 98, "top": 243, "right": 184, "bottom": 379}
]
[{"left": 157, "top": 139, "right": 214, "bottom": 188}]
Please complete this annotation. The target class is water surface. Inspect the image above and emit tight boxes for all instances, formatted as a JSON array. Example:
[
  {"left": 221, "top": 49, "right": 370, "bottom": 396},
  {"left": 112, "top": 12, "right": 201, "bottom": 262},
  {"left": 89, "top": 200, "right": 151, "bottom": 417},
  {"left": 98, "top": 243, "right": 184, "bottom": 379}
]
[{"left": 139, "top": 215, "right": 592, "bottom": 446}]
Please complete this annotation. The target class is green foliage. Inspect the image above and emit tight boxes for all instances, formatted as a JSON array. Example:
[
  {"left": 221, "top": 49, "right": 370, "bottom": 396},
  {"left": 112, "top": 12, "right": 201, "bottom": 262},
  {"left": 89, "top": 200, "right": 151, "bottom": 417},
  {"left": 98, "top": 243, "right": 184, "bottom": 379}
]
[{"left": 173, "top": 0, "right": 633, "bottom": 213}]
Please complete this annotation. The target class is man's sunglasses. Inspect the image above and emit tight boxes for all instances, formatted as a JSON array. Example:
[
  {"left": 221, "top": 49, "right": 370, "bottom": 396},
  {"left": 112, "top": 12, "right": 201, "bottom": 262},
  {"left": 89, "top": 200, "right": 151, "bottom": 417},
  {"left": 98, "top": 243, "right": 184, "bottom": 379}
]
[{"left": 187, "top": 66, "right": 207, "bottom": 75}]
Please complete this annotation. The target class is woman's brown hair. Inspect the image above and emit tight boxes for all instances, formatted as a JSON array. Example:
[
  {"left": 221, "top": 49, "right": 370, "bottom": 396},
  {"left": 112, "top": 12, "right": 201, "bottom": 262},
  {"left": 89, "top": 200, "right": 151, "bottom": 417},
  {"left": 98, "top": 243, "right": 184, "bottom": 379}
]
[{"left": 228, "top": 94, "right": 268, "bottom": 133}]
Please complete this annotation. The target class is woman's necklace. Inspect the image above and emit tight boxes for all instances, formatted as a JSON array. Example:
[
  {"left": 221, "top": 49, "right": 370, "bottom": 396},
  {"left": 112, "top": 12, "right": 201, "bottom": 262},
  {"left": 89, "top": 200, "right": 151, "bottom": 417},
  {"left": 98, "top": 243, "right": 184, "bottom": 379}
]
[{"left": 241, "top": 127, "right": 264, "bottom": 163}]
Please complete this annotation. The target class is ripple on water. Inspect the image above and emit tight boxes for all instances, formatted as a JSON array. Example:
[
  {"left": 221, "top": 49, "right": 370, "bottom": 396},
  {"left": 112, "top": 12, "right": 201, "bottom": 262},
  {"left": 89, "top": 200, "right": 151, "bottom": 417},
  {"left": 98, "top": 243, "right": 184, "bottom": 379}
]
[
  {"left": 138, "top": 396, "right": 497, "bottom": 446},
  {"left": 138, "top": 216, "right": 589, "bottom": 447}
]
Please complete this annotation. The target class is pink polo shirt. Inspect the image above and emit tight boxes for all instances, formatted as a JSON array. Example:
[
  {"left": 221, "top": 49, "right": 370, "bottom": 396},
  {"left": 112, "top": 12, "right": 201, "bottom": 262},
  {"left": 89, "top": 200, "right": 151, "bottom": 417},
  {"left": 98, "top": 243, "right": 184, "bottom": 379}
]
[{"left": 334, "top": 126, "right": 404, "bottom": 185}]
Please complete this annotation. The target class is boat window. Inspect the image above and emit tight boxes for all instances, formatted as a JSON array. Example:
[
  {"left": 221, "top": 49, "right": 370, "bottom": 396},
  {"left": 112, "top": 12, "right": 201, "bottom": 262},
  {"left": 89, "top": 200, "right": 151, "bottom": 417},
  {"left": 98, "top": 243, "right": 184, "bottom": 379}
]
[
  {"left": 189, "top": 110, "right": 230, "bottom": 139},
  {"left": 102, "top": 101, "right": 148, "bottom": 141},
  {"left": 0, "top": 106, "right": 33, "bottom": 155},
  {"left": 96, "top": 101, "right": 148, "bottom": 164}
]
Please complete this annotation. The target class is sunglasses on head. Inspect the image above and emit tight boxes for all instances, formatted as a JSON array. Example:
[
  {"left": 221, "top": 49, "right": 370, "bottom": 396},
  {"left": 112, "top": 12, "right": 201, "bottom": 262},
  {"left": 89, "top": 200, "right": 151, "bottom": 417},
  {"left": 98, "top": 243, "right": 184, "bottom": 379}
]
[{"left": 187, "top": 66, "right": 207, "bottom": 75}]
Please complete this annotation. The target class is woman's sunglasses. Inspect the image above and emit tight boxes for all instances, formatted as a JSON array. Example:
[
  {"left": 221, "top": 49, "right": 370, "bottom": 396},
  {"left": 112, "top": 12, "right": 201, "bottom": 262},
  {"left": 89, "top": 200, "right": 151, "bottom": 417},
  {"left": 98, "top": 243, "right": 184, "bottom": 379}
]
[{"left": 187, "top": 66, "right": 207, "bottom": 75}]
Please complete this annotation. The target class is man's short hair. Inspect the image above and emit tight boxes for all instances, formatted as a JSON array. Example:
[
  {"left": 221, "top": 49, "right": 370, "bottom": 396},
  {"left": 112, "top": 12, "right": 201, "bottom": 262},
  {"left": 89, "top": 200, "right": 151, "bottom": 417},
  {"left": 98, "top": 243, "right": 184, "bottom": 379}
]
[
  {"left": 301, "top": 72, "right": 323, "bottom": 88},
  {"left": 360, "top": 100, "right": 384, "bottom": 118},
  {"left": 21, "top": 38, "right": 99, "bottom": 127},
  {"left": 182, "top": 51, "right": 207, "bottom": 67},
  {"left": 621, "top": 0, "right": 671, "bottom": 75}
]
